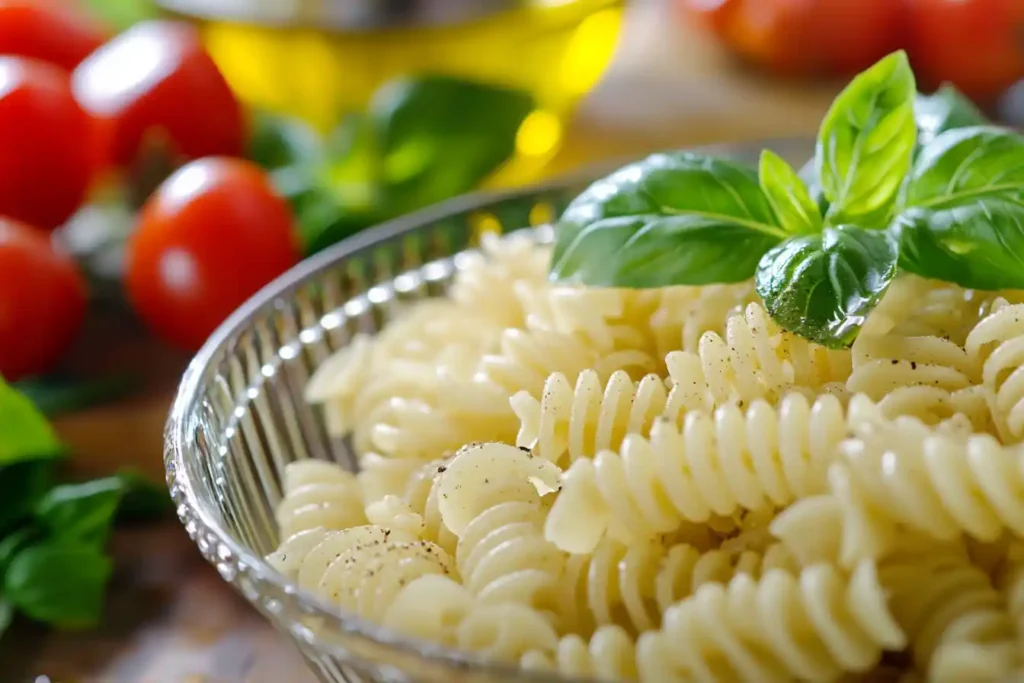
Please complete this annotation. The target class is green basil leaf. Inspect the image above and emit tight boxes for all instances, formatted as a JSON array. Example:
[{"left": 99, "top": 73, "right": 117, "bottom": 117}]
[
  {"left": 894, "top": 197, "right": 1024, "bottom": 290},
  {"left": 0, "top": 460, "right": 60, "bottom": 535},
  {"left": 759, "top": 150, "right": 821, "bottom": 234},
  {"left": 817, "top": 51, "right": 917, "bottom": 225},
  {"left": 915, "top": 85, "right": 988, "bottom": 147},
  {"left": 0, "top": 380, "right": 62, "bottom": 464},
  {"left": 756, "top": 226, "right": 898, "bottom": 348},
  {"left": 552, "top": 214, "right": 784, "bottom": 287},
  {"left": 0, "top": 599, "right": 12, "bottom": 639},
  {"left": 13, "top": 373, "right": 140, "bottom": 417},
  {"left": 551, "top": 152, "right": 785, "bottom": 285},
  {"left": 371, "top": 75, "right": 535, "bottom": 212},
  {"left": 799, "top": 157, "right": 831, "bottom": 216},
  {"left": 248, "top": 111, "right": 323, "bottom": 172},
  {"left": 0, "top": 526, "right": 43, "bottom": 577},
  {"left": 114, "top": 470, "right": 172, "bottom": 523},
  {"left": 904, "top": 126, "right": 1024, "bottom": 208},
  {"left": 4, "top": 542, "right": 113, "bottom": 629},
  {"left": 36, "top": 478, "right": 126, "bottom": 547}
]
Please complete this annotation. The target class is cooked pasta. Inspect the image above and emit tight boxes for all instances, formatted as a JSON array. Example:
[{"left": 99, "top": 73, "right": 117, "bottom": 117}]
[
  {"left": 636, "top": 562, "right": 905, "bottom": 683},
  {"left": 276, "top": 232, "right": 1024, "bottom": 682},
  {"left": 545, "top": 393, "right": 849, "bottom": 553},
  {"left": 511, "top": 369, "right": 669, "bottom": 465}
]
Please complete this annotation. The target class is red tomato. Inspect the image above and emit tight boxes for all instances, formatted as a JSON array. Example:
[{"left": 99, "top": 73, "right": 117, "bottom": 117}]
[
  {"left": 126, "top": 158, "right": 300, "bottom": 351},
  {"left": 906, "top": 0, "right": 1024, "bottom": 103},
  {"left": 0, "top": 57, "right": 94, "bottom": 230},
  {"left": 0, "top": 1, "right": 107, "bottom": 72},
  {"left": 683, "top": 0, "right": 905, "bottom": 78},
  {"left": 72, "top": 20, "right": 245, "bottom": 172},
  {"left": 0, "top": 217, "right": 88, "bottom": 381}
]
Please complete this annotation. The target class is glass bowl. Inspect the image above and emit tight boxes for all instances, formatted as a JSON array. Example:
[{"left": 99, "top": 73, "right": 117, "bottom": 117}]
[{"left": 164, "top": 138, "right": 813, "bottom": 683}]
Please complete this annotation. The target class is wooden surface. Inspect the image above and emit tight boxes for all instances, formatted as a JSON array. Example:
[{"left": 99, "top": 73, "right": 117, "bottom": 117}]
[{"left": 6, "top": 2, "right": 838, "bottom": 681}]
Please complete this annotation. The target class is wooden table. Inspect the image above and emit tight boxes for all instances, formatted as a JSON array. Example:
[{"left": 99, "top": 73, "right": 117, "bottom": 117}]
[{"left": 5, "top": 2, "right": 838, "bottom": 681}]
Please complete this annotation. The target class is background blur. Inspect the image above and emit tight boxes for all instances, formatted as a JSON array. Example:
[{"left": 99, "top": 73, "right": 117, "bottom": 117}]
[{"left": 2, "top": 0, "right": 1023, "bottom": 680}]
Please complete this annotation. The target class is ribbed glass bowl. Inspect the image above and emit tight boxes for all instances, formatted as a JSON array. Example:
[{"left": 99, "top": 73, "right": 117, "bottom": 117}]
[{"left": 164, "top": 138, "right": 813, "bottom": 683}]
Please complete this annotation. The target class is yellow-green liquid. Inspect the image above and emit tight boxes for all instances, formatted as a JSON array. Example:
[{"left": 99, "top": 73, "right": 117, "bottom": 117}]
[{"left": 191, "top": 0, "right": 625, "bottom": 185}]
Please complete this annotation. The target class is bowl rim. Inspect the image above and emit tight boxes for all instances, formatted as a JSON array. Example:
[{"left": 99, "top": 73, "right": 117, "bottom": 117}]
[{"left": 165, "top": 136, "right": 814, "bottom": 680}]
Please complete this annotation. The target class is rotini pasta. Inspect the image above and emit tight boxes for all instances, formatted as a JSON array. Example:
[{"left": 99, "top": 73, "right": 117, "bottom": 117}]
[
  {"left": 511, "top": 369, "right": 669, "bottom": 465},
  {"left": 283, "top": 232, "right": 1024, "bottom": 682},
  {"left": 545, "top": 393, "right": 849, "bottom": 553},
  {"left": 636, "top": 562, "right": 905, "bottom": 683}
]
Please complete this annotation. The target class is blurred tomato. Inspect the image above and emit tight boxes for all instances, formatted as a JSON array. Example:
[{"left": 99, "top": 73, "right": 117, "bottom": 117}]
[
  {"left": 906, "top": 0, "right": 1024, "bottom": 103},
  {"left": 126, "top": 158, "right": 300, "bottom": 350},
  {"left": 0, "top": 1, "right": 107, "bottom": 72},
  {"left": 0, "top": 217, "right": 88, "bottom": 381},
  {"left": 72, "top": 20, "right": 245, "bottom": 172},
  {"left": 682, "top": 0, "right": 905, "bottom": 77},
  {"left": 0, "top": 57, "right": 94, "bottom": 230}
]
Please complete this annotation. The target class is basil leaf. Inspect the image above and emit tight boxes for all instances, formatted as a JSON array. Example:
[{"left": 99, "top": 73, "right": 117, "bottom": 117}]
[
  {"left": 0, "top": 380, "right": 62, "bottom": 464},
  {"left": 4, "top": 542, "right": 113, "bottom": 629},
  {"left": 759, "top": 150, "right": 821, "bottom": 234},
  {"left": 894, "top": 198, "right": 1024, "bottom": 290},
  {"left": 248, "top": 111, "right": 322, "bottom": 172},
  {"left": 551, "top": 152, "right": 785, "bottom": 285},
  {"left": 904, "top": 126, "right": 1024, "bottom": 208},
  {"left": 0, "top": 460, "right": 59, "bottom": 534},
  {"left": 817, "top": 51, "right": 917, "bottom": 225},
  {"left": 552, "top": 214, "right": 784, "bottom": 287},
  {"left": 0, "top": 526, "right": 43, "bottom": 577},
  {"left": 799, "top": 157, "right": 831, "bottom": 216},
  {"left": 915, "top": 85, "right": 988, "bottom": 147},
  {"left": 36, "top": 478, "right": 126, "bottom": 547},
  {"left": 756, "top": 226, "right": 898, "bottom": 348},
  {"left": 0, "top": 600, "right": 12, "bottom": 639},
  {"left": 13, "top": 373, "right": 140, "bottom": 417},
  {"left": 115, "top": 470, "right": 172, "bottom": 523},
  {"left": 372, "top": 75, "right": 535, "bottom": 212}
]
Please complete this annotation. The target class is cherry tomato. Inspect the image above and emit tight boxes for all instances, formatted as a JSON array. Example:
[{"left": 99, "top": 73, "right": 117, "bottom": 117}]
[
  {"left": 0, "top": 57, "right": 94, "bottom": 230},
  {"left": 72, "top": 20, "right": 245, "bottom": 172},
  {"left": 906, "top": 0, "right": 1024, "bottom": 103},
  {"left": 126, "top": 158, "right": 301, "bottom": 351},
  {"left": 683, "top": 0, "right": 905, "bottom": 78},
  {"left": 0, "top": 217, "right": 88, "bottom": 381},
  {"left": 0, "top": 1, "right": 107, "bottom": 72}
]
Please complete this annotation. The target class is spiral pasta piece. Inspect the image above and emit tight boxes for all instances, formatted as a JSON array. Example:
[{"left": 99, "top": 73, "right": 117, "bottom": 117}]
[
  {"left": 967, "top": 303, "right": 1024, "bottom": 441},
  {"left": 636, "top": 562, "right": 905, "bottom": 683},
  {"left": 662, "top": 303, "right": 850, "bottom": 421},
  {"left": 879, "top": 545, "right": 1016, "bottom": 682},
  {"left": 821, "top": 415, "right": 1024, "bottom": 564},
  {"left": 274, "top": 460, "right": 366, "bottom": 541},
  {"left": 454, "top": 500, "right": 566, "bottom": 610},
  {"left": 545, "top": 393, "right": 849, "bottom": 553},
  {"left": 511, "top": 369, "right": 669, "bottom": 465},
  {"left": 448, "top": 231, "right": 551, "bottom": 329},
  {"left": 476, "top": 326, "right": 657, "bottom": 400},
  {"left": 649, "top": 282, "right": 757, "bottom": 357},
  {"left": 846, "top": 331, "right": 978, "bottom": 404},
  {"left": 556, "top": 537, "right": 799, "bottom": 637},
  {"left": 516, "top": 282, "right": 660, "bottom": 354},
  {"left": 521, "top": 625, "right": 639, "bottom": 681},
  {"left": 381, "top": 574, "right": 561, "bottom": 662}
]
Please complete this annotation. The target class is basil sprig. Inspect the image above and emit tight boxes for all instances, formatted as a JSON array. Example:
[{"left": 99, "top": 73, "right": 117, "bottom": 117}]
[{"left": 550, "top": 50, "right": 1024, "bottom": 349}]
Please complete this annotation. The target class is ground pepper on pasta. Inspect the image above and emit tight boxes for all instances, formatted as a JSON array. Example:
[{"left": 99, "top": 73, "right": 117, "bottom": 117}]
[{"left": 284, "top": 232, "right": 1024, "bottom": 682}]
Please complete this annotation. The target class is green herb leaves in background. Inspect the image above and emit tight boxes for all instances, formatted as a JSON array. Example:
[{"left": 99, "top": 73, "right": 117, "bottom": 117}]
[
  {"left": 550, "top": 49, "right": 1024, "bottom": 349},
  {"left": 756, "top": 227, "right": 898, "bottom": 348},
  {"left": 816, "top": 51, "right": 916, "bottom": 226},
  {"left": 759, "top": 150, "right": 821, "bottom": 235},
  {"left": 253, "top": 75, "right": 536, "bottom": 256},
  {"left": 550, "top": 153, "right": 785, "bottom": 286},
  {"left": 914, "top": 85, "right": 988, "bottom": 147},
  {"left": 0, "top": 378, "right": 170, "bottom": 638}
]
